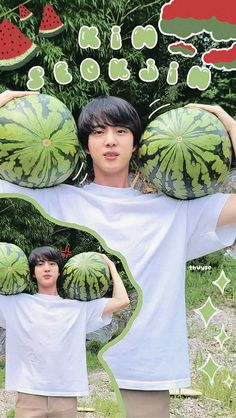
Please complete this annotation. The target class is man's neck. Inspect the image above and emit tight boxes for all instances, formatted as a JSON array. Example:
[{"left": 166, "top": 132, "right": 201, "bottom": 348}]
[
  {"left": 37, "top": 287, "right": 58, "bottom": 296},
  {"left": 93, "top": 172, "right": 130, "bottom": 188}
]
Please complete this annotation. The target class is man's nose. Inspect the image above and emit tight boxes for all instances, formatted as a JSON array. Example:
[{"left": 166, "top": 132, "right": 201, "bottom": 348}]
[
  {"left": 104, "top": 129, "right": 117, "bottom": 145},
  {"left": 44, "top": 262, "right": 50, "bottom": 271}
]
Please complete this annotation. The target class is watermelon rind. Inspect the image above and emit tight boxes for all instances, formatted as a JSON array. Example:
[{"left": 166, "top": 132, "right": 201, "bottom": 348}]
[
  {"left": 0, "top": 242, "right": 30, "bottom": 295},
  {"left": 39, "top": 23, "right": 65, "bottom": 38},
  {"left": 0, "top": 94, "right": 84, "bottom": 188},
  {"left": 0, "top": 43, "right": 40, "bottom": 71},
  {"left": 139, "top": 107, "right": 232, "bottom": 200},
  {"left": 62, "top": 252, "right": 110, "bottom": 301},
  {"left": 20, "top": 12, "right": 33, "bottom": 22}
]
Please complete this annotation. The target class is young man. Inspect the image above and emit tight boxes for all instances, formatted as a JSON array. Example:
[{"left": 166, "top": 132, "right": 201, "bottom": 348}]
[
  {"left": 0, "top": 246, "right": 129, "bottom": 418},
  {"left": 0, "top": 91, "right": 236, "bottom": 417}
]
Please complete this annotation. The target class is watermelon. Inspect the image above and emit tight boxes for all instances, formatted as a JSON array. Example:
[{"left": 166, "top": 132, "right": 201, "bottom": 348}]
[
  {"left": 0, "top": 94, "right": 84, "bottom": 188},
  {"left": 0, "top": 242, "right": 30, "bottom": 295},
  {"left": 19, "top": 4, "right": 33, "bottom": 22},
  {"left": 39, "top": 4, "right": 65, "bottom": 38},
  {"left": 139, "top": 107, "right": 232, "bottom": 200},
  {"left": 62, "top": 252, "right": 110, "bottom": 301},
  {"left": 0, "top": 18, "right": 39, "bottom": 71}
]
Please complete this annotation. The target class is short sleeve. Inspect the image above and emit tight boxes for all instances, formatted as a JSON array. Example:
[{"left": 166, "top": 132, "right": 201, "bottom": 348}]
[
  {"left": 86, "top": 298, "right": 112, "bottom": 334},
  {"left": 186, "top": 193, "right": 236, "bottom": 261},
  {"left": 0, "top": 295, "right": 9, "bottom": 328}
]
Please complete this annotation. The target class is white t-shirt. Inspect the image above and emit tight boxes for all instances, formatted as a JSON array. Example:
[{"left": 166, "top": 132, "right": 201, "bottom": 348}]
[
  {"left": 0, "top": 292, "right": 111, "bottom": 396},
  {"left": 0, "top": 179, "right": 236, "bottom": 390}
]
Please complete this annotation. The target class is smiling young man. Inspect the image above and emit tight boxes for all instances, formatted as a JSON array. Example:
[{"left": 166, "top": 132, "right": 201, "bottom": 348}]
[
  {"left": 0, "top": 246, "right": 129, "bottom": 418},
  {"left": 0, "top": 91, "right": 236, "bottom": 417}
]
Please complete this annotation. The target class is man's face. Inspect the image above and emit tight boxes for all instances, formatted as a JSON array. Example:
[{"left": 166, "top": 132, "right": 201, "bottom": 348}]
[
  {"left": 34, "top": 259, "right": 60, "bottom": 292},
  {"left": 87, "top": 125, "right": 136, "bottom": 184}
]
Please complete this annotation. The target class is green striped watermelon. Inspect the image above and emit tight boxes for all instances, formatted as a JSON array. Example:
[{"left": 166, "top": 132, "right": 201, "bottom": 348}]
[
  {"left": 139, "top": 107, "right": 232, "bottom": 200},
  {"left": 0, "top": 94, "right": 84, "bottom": 188},
  {"left": 62, "top": 252, "right": 110, "bottom": 301},
  {"left": 0, "top": 242, "right": 30, "bottom": 295}
]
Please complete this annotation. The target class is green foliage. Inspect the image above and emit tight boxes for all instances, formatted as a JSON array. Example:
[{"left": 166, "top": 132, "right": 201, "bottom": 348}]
[
  {"left": 0, "top": 359, "right": 5, "bottom": 389},
  {"left": 86, "top": 339, "right": 107, "bottom": 370},
  {"left": 186, "top": 251, "right": 236, "bottom": 310},
  {"left": 6, "top": 409, "right": 15, "bottom": 418}
]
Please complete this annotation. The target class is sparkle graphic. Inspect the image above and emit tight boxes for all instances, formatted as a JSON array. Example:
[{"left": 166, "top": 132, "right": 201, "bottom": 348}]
[
  {"left": 198, "top": 354, "right": 222, "bottom": 385},
  {"left": 212, "top": 269, "right": 231, "bottom": 294},
  {"left": 194, "top": 296, "right": 221, "bottom": 328},
  {"left": 215, "top": 324, "right": 230, "bottom": 349},
  {"left": 223, "top": 374, "right": 234, "bottom": 389}
]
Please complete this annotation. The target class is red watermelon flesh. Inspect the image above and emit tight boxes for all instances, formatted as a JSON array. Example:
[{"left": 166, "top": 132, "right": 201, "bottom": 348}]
[
  {"left": 19, "top": 4, "right": 33, "bottom": 21},
  {"left": 0, "top": 18, "right": 39, "bottom": 71},
  {"left": 39, "top": 4, "right": 65, "bottom": 37}
]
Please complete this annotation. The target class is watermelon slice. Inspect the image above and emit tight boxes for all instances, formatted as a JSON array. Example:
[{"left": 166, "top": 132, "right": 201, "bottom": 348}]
[
  {"left": 19, "top": 4, "right": 33, "bottom": 22},
  {"left": 39, "top": 4, "right": 65, "bottom": 38},
  {"left": 0, "top": 18, "right": 40, "bottom": 71}
]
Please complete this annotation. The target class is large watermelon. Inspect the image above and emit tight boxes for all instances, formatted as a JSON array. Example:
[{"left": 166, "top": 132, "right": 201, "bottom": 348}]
[
  {"left": 0, "top": 242, "right": 30, "bottom": 295},
  {"left": 62, "top": 252, "right": 110, "bottom": 301},
  {"left": 139, "top": 107, "right": 232, "bottom": 200},
  {"left": 0, "top": 94, "right": 84, "bottom": 188}
]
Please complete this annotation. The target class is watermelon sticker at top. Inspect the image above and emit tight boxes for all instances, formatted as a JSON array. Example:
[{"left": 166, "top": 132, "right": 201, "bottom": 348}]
[
  {"left": 0, "top": 242, "right": 30, "bottom": 295},
  {"left": 0, "top": 18, "right": 39, "bottom": 71},
  {"left": 62, "top": 252, "right": 111, "bottom": 301},
  {"left": 202, "top": 42, "right": 236, "bottom": 71},
  {"left": 159, "top": 0, "right": 236, "bottom": 42},
  {"left": 0, "top": 94, "right": 85, "bottom": 188},
  {"left": 139, "top": 107, "right": 232, "bottom": 200},
  {"left": 39, "top": 3, "right": 65, "bottom": 38},
  {"left": 19, "top": 4, "right": 33, "bottom": 22},
  {"left": 168, "top": 42, "right": 197, "bottom": 57}
]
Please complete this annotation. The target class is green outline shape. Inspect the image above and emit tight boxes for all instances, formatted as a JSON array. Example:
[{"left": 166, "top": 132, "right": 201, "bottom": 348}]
[{"left": 0, "top": 192, "right": 143, "bottom": 417}]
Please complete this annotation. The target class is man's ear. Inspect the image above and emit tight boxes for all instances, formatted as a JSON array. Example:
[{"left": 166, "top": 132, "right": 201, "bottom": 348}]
[
  {"left": 85, "top": 148, "right": 90, "bottom": 154},
  {"left": 132, "top": 145, "right": 137, "bottom": 152}
]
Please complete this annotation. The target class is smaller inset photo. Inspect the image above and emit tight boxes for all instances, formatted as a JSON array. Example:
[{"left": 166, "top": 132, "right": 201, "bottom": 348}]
[{"left": 0, "top": 197, "right": 138, "bottom": 418}]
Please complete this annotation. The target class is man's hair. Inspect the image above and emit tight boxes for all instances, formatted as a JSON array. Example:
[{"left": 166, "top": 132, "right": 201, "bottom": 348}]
[
  {"left": 28, "top": 246, "right": 63, "bottom": 279},
  {"left": 77, "top": 96, "right": 142, "bottom": 150}
]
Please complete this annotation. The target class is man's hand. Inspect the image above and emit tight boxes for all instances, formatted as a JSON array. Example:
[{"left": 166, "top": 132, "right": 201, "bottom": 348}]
[
  {"left": 185, "top": 103, "right": 236, "bottom": 156},
  {"left": 0, "top": 90, "right": 39, "bottom": 108},
  {"left": 100, "top": 253, "right": 130, "bottom": 316}
]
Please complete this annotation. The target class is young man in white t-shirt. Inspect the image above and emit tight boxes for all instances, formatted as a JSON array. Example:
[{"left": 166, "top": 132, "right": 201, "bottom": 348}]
[
  {"left": 0, "top": 91, "right": 236, "bottom": 417},
  {"left": 0, "top": 245, "right": 129, "bottom": 418}
]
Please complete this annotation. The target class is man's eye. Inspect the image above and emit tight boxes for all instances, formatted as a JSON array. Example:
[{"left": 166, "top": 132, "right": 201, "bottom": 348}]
[
  {"left": 117, "top": 128, "right": 126, "bottom": 134},
  {"left": 92, "top": 129, "right": 103, "bottom": 135}
]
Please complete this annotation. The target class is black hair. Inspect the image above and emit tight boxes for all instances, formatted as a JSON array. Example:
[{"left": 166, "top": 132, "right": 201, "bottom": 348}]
[
  {"left": 77, "top": 96, "right": 142, "bottom": 150},
  {"left": 28, "top": 246, "right": 63, "bottom": 279}
]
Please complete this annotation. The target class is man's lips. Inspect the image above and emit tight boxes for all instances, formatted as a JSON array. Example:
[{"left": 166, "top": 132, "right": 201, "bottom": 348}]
[{"left": 103, "top": 152, "right": 119, "bottom": 160}]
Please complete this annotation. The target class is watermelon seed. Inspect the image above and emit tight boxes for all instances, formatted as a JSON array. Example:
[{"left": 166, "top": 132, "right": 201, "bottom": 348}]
[{"left": 42, "top": 138, "right": 52, "bottom": 147}]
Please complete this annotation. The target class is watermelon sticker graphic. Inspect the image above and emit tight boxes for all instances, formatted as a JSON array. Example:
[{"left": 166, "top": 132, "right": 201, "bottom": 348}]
[
  {"left": 0, "top": 18, "right": 39, "bottom": 71},
  {"left": 159, "top": 0, "right": 236, "bottom": 41},
  {"left": 39, "top": 3, "right": 65, "bottom": 38},
  {"left": 18, "top": 4, "right": 33, "bottom": 22},
  {"left": 168, "top": 42, "right": 197, "bottom": 57},
  {"left": 202, "top": 42, "right": 236, "bottom": 71}
]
